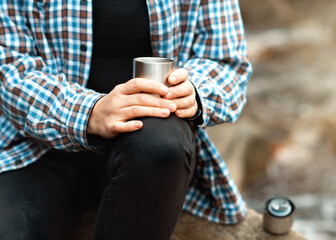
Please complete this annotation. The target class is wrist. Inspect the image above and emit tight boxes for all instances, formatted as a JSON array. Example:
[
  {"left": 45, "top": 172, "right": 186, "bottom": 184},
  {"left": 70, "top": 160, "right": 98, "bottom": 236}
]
[
  {"left": 185, "top": 80, "right": 204, "bottom": 126},
  {"left": 86, "top": 95, "right": 105, "bottom": 136}
]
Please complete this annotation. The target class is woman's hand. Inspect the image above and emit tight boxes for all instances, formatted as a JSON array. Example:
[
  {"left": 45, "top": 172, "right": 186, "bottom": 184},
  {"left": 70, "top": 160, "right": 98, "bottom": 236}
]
[
  {"left": 87, "top": 78, "right": 177, "bottom": 138},
  {"left": 165, "top": 68, "right": 198, "bottom": 118}
]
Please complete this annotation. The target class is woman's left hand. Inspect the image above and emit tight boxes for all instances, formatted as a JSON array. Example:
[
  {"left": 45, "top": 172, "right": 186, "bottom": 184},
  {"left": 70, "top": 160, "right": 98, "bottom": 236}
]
[{"left": 164, "top": 68, "right": 198, "bottom": 118}]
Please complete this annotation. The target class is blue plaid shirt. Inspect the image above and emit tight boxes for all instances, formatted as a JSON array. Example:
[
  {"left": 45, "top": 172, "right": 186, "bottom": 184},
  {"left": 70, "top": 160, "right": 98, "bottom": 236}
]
[{"left": 0, "top": 0, "right": 252, "bottom": 224}]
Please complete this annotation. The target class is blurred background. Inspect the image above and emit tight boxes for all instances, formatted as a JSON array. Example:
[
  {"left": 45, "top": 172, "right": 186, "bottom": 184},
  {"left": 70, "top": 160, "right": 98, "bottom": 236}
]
[{"left": 208, "top": 0, "right": 336, "bottom": 239}]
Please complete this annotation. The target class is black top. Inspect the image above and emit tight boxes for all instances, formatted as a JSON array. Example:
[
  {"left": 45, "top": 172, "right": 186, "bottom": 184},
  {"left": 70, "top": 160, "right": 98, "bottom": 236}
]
[
  {"left": 87, "top": 0, "right": 152, "bottom": 93},
  {"left": 87, "top": 0, "right": 203, "bottom": 129}
]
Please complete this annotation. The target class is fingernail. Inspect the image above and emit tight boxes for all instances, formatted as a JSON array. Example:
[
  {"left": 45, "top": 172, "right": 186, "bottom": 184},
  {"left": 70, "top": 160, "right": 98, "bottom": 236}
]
[
  {"left": 160, "top": 86, "right": 168, "bottom": 93},
  {"left": 135, "top": 122, "right": 142, "bottom": 128},
  {"left": 161, "top": 109, "right": 170, "bottom": 116},
  {"left": 168, "top": 103, "right": 176, "bottom": 111},
  {"left": 166, "top": 92, "right": 172, "bottom": 98}
]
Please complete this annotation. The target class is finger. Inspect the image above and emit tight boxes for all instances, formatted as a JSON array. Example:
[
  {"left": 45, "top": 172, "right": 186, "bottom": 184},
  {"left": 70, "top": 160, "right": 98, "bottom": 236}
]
[
  {"left": 122, "top": 106, "right": 171, "bottom": 119},
  {"left": 119, "top": 78, "right": 169, "bottom": 95},
  {"left": 171, "top": 95, "right": 195, "bottom": 109},
  {"left": 175, "top": 105, "right": 198, "bottom": 119},
  {"left": 121, "top": 93, "right": 176, "bottom": 112},
  {"left": 101, "top": 120, "right": 143, "bottom": 138},
  {"left": 168, "top": 68, "right": 188, "bottom": 86},
  {"left": 111, "top": 120, "right": 143, "bottom": 134},
  {"left": 165, "top": 80, "right": 194, "bottom": 99}
]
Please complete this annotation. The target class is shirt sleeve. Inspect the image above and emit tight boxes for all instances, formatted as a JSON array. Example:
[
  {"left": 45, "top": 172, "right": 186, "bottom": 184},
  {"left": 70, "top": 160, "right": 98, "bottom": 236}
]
[
  {"left": 0, "top": 8, "right": 102, "bottom": 151},
  {"left": 181, "top": 0, "right": 253, "bottom": 128}
]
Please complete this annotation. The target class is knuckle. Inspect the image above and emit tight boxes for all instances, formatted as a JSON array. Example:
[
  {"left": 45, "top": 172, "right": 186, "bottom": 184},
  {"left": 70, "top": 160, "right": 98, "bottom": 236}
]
[
  {"left": 137, "top": 94, "right": 146, "bottom": 105},
  {"left": 159, "top": 109, "right": 169, "bottom": 117},
  {"left": 114, "top": 84, "right": 125, "bottom": 95},
  {"left": 187, "top": 101, "right": 193, "bottom": 108},
  {"left": 131, "top": 78, "right": 140, "bottom": 89},
  {"left": 114, "top": 84, "right": 121, "bottom": 92},
  {"left": 130, "top": 106, "right": 139, "bottom": 116},
  {"left": 106, "top": 121, "right": 117, "bottom": 133},
  {"left": 190, "top": 98, "right": 196, "bottom": 107}
]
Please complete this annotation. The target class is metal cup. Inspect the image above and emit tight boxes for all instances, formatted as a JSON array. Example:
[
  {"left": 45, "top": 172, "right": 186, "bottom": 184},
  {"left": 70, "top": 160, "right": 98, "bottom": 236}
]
[
  {"left": 263, "top": 197, "right": 296, "bottom": 235},
  {"left": 133, "top": 57, "right": 175, "bottom": 86}
]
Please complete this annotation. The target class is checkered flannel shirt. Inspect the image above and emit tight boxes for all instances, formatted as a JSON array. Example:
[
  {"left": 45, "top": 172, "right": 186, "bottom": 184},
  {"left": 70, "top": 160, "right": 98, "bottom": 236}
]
[{"left": 0, "top": 0, "right": 252, "bottom": 224}]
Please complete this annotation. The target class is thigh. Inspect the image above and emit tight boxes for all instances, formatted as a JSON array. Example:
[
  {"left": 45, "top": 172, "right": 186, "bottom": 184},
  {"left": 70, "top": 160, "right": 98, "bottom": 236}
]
[{"left": 0, "top": 150, "right": 104, "bottom": 240}]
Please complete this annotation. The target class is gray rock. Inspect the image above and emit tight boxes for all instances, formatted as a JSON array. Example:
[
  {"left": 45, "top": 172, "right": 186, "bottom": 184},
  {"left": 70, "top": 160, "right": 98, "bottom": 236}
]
[
  {"left": 70, "top": 208, "right": 307, "bottom": 239},
  {"left": 172, "top": 209, "right": 307, "bottom": 240}
]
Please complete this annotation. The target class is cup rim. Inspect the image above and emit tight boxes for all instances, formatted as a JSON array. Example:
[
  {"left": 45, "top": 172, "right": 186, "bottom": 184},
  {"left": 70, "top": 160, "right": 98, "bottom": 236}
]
[{"left": 133, "top": 57, "right": 174, "bottom": 64}]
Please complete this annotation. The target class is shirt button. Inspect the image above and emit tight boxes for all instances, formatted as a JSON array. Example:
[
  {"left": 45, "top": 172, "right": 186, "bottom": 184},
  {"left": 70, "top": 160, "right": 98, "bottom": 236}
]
[
  {"left": 80, "top": 44, "right": 87, "bottom": 52},
  {"left": 80, "top": 0, "right": 87, "bottom": 5}
]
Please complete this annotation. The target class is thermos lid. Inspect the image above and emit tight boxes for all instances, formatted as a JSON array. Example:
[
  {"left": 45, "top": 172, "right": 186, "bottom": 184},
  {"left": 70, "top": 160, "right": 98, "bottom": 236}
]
[{"left": 267, "top": 197, "right": 292, "bottom": 217}]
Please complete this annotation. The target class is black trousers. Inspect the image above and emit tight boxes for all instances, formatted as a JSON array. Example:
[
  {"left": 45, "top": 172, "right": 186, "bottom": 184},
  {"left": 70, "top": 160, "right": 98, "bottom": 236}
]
[{"left": 0, "top": 115, "right": 196, "bottom": 240}]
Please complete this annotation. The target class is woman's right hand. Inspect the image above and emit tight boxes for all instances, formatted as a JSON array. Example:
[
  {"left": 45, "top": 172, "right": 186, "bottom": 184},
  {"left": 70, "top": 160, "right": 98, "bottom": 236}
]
[{"left": 87, "top": 78, "right": 177, "bottom": 138}]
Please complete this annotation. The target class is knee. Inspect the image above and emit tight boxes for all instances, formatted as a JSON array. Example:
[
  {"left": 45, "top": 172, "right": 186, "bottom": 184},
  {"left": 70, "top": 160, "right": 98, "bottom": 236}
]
[{"left": 106, "top": 116, "right": 195, "bottom": 177}]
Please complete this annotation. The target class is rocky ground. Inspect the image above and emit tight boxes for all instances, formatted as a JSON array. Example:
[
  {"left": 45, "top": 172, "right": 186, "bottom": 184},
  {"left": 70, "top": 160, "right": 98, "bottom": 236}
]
[
  {"left": 172, "top": 210, "right": 306, "bottom": 240},
  {"left": 213, "top": 0, "right": 336, "bottom": 239}
]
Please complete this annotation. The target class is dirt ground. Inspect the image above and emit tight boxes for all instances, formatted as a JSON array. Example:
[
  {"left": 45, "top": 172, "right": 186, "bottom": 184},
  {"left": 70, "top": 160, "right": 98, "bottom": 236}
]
[{"left": 236, "top": 0, "right": 336, "bottom": 239}]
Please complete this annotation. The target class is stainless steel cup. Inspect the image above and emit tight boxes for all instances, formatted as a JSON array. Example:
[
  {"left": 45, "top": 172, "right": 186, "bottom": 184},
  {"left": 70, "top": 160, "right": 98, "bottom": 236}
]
[
  {"left": 263, "top": 197, "right": 296, "bottom": 235},
  {"left": 133, "top": 57, "right": 175, "bottom": 86}
]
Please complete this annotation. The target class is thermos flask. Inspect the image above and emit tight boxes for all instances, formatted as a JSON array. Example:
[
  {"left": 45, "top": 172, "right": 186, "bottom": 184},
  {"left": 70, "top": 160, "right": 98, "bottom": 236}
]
[
  {"left": 133, "top": 57, "right": 175, "bottom": 85},
  {"left": 263, "top": 197, "right": 296, "bottom": 235}
]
